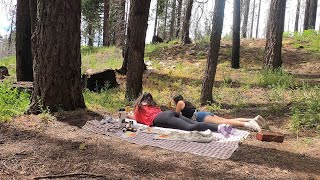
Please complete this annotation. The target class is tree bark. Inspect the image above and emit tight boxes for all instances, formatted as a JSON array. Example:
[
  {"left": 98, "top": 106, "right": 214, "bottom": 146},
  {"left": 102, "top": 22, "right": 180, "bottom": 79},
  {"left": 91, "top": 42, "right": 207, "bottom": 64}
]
[
  {"left": 304, "top": 0, "right": 318, "bottom": 30},
  {"left": 255, "top": 0, "right": 261, "bottom": 38},
  {"left": 232, "top": 0, "right": 241, "bottom": 69},
  {"left": 29, "top": 0, "right": 37, "bottom": 34},
  {"left": 125, "top": 0, "right": 151, "bottom": 100},
  {"left": 29, "top": 0, "right": 85, "bottom": 113},
  {"left": 200, "top": 0, "right": 226, "bottom": 105},
  {"left": 241, "top": 0, "right": 250, "bottom": 38},
  {"left": 294, "top": 0, "right": 301, "bottom": 32},
  {"left": 169, "top": 0, "right": 176, "bottom": 40},
  {"left": 249, "top": 0, "right": 256, "bottom": 38},
  {"left": 175, "top": 0, "right": 183, "bottom": 38},
  {"left": 114, "top": 0, "right": 126, "bottom": 47},
  {"left": 181, "top": 0, "right": 193, "bottom": 44},
  {"left": 103, "top": 0, "right": 110, "bottom": 46},
  {"left": 264, "top": 0, "right": 287, "bottom": 70},
  {"left": 16, "top": 0, "right": 33, "bottom": 81}
]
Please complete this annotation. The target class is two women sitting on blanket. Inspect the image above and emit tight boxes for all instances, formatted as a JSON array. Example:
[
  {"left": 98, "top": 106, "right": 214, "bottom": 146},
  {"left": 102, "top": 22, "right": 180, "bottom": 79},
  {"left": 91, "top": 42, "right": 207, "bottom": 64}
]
[
  {"left": 172, "top": 94, "right": 269, "bottom": 132},
  {"left": 127, "top": 92, "right": 233, "bottom": 136}
]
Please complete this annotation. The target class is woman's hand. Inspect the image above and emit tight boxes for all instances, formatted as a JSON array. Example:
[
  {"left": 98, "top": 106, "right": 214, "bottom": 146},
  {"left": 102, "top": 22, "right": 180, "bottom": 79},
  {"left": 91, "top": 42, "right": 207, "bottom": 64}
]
[{"left": 175, "top": 100, "right": 185, "bottom": 113}]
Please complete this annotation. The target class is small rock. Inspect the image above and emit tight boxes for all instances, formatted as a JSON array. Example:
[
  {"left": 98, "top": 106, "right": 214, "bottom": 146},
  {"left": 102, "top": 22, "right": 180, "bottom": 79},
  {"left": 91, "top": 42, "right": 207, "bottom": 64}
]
[{"left": 167, "top": 57, "right": 173, "bottom": 60}]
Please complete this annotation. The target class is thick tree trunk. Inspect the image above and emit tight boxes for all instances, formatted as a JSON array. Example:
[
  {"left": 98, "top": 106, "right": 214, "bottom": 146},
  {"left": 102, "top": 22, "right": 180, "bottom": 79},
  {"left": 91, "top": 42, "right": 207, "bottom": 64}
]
[
  {"left": 294, "top": 0, "right": 301, "bottom": 32},
  {"left": 181, "top": 0, "right": 193, "bottom": 44},
  {"left": 88, "top": 22, "right": 94, "bottom": 46},
  {"left": 304, "top": 0, "right": 318, "bottom": 30},
  {"left": 114, "top": 0, "right": 126, "bottom": 47},
  {"left": 169, "top": 0, "right": 176, "bottom": 40},
  {"left": 241, "top": 0, "right": 250, "bottom": 38},
  {"left": 200, "top": 0, "right": 226, "bottom": 105},
  {"left": 232, "top": 0, "right": 241, "bottom": 69},
  {"left": 125, "top": 0, "right": 151, "bottom": 100},
  {"left": 175, "top": 0, "right": 183, "bottom": 38},
  {"left": 264, "top": 0, "right": 287, "bottom": 69},
  {"left": 16, "top": 0, "right": 33, "bottom": 81},
  {"left": 103, "top": 0, "right": 110, "bottom": 46},
  {"left": 249, "top": 0, "right": 256, "bottom": 38},
  {"left": 255, "top": 0, "right": 261, "bottom": 38},
  {"left": 29, "top": 0, "right": 85, "bottom": 113}
]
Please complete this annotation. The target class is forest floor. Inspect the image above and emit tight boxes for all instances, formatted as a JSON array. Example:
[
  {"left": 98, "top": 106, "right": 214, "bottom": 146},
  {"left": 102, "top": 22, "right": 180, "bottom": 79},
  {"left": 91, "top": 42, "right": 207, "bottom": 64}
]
[{"left": 1, "top": 38, "right": 320, "bottom": 179}]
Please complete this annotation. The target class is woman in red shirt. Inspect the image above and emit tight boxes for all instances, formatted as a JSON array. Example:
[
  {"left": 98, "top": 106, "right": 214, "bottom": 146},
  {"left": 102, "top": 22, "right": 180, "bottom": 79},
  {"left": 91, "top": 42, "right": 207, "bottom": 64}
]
[{"left": 130, "top": 92, "right": 229, "bottom": 133}]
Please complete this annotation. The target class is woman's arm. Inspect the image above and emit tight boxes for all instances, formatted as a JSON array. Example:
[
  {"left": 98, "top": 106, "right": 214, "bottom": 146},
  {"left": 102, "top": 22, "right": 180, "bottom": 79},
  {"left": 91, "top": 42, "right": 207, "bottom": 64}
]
[
  {"left": 126, "top": 114, "right": 135, "bottom": 119},
  {"left": 175, "top": 101, "right": 185, "bottom": 113}
]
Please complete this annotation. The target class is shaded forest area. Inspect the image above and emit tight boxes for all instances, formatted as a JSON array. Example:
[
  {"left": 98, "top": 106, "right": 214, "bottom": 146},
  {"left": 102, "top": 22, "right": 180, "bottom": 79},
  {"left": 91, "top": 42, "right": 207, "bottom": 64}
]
[{"left": 0, "top": 0, "right": 319, "bottom": 179}]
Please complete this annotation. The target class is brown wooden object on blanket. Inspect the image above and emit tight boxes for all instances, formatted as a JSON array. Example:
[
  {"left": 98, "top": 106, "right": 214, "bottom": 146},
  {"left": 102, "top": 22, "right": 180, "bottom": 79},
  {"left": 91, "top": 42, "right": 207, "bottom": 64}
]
[{"left": 256, "top": 130, "right": 284, "bottom": 143}]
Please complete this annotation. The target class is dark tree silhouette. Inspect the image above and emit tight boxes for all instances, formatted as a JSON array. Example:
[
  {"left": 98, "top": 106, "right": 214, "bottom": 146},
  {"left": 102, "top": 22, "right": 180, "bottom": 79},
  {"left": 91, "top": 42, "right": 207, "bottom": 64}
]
[
  {"left": 153, "top": 0, "right": 159, "bottom": 37},
  {"left": 264, "top": 0, "right": 287, "bottom": 69},
  {"left": 249, "top": 0, "right": 256, "bottom": 38},
  {"left": 169, "top": 0, "right": 176, "bottom": 40},
  {"left": 114, "top": 0, "right": 126, "bottom": 47},
  {"left": 232, "top": 0, "right": 241, "bottom": 69},
  {"left": 175, "top": 0, "right": 183, "bottom": 38},
  {"left": 303, "top": 0, "right": 318, "bottom": 30},
  {"left": 103, "top": 0, "right": 110, "bottom": 46},
  {"left": 16, "top": 0, "right": 33, "bottom": 81},
  {"left": 201, "top": 0, "right": 226, "bottom": 104},
  {"left": 29, "top": 0, "right": 85, "bottom": 113},
  {"left": 241, "top": 0, "right": 250, "bottom": 38},
  {"left": 294, "top": 0, "right": 301, "bottom": 32},
  {"left": 181, "top": 0, "right": 193, "bottom": 44},
  {"left": 125, "top": 0, "right": 151, "bottom": 100},
  {"left": 255, "top": 0, "right": 261, "bottom": 38}
]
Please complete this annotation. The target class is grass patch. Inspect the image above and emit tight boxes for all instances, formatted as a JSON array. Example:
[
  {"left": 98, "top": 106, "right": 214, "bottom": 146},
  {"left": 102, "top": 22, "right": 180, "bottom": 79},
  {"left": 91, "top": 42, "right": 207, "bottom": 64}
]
[
  {"left": 83, "top": 88, "right": 128, "bottom": 113},
  {"left": 291, "top": 30, "right": 320, "bottom": 52},
  {"left": 145, "top": 40, "right": 180, "bottom": 57},
  {"left": 82, "top": 46, "right": 123, "bottom": 72},
  {"left": 257, "top": 68, "right": 296, "bottom": 89},
  {"left": 0, "top": 81, "right": 30, "bottom": 123},
  {"left": 290, "top": 86, "right": 320, "bottom": 132}
]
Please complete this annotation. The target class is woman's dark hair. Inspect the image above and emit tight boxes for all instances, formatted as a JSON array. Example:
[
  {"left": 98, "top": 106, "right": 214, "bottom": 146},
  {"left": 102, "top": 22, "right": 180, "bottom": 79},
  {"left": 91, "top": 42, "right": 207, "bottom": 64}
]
[
  {"left": 173, "top": 94, "right": 184, "bottom": 104},
  {"left": 173, "top": 94, "right": 196, "bottom": 109},
  {"left": 135, "top": 92, "right": 157, "bottom": 110}
]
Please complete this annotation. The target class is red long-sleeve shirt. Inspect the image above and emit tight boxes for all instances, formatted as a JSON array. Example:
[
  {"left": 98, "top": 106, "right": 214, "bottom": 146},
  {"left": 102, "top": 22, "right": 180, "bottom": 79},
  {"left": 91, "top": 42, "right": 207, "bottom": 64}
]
[{"left": 134, "top": 105, "right": 161, "bottom": 126}]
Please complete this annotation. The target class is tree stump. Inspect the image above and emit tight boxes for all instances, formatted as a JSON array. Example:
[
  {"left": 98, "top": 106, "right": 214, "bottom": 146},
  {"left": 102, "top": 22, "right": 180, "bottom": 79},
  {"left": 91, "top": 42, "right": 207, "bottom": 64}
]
[{"left": 82, "top": 69, "right": 119, "bottom": 92}]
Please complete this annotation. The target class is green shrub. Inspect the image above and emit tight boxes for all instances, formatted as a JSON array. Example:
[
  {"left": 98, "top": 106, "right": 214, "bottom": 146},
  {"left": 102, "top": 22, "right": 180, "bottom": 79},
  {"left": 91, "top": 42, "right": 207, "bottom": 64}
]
[
  {"left": 292, "top": 30, "right": 320, "bottom": 52},
  {"left": 258, "top": 68, "right": 296, "bottom": 89},
  {"left": 290, "top": 86, "right": 320, "bottom": 132},
  {"left": 0, "top": 82, "right": 30, "bottom": 122}
]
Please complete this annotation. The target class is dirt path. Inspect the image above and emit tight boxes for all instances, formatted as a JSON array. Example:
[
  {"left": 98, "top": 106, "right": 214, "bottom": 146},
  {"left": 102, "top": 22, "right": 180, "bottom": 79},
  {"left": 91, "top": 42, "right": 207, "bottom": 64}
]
[{"left": 0, "top": 111, "right": 319, "bottom": 180}]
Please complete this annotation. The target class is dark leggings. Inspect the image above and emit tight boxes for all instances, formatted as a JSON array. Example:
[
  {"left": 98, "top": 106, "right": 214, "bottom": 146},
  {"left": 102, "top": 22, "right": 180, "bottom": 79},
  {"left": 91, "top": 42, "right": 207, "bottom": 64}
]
[{"left": 153, "top": 110, "right": 218, "bottom": 132}]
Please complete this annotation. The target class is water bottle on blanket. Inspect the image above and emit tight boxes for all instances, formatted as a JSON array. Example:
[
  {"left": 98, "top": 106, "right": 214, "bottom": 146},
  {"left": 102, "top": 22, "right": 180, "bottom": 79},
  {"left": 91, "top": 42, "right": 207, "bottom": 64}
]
[{"left": 118, "top": 108, "right": 126, "bottom": 127}]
